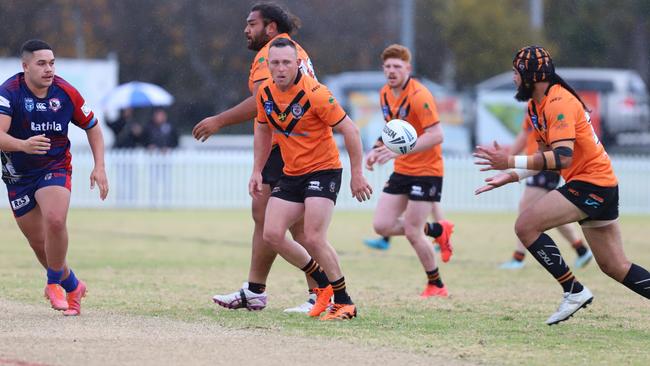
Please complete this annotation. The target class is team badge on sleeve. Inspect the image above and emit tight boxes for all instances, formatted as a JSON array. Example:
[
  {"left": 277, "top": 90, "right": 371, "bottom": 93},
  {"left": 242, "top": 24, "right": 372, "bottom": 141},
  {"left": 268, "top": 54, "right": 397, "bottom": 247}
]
[
  {"left": 24, "top": 98, "right": 34, "bottom": 112},
  {"left": 264, "top": 101, "right": 274, "bottom": 115}
]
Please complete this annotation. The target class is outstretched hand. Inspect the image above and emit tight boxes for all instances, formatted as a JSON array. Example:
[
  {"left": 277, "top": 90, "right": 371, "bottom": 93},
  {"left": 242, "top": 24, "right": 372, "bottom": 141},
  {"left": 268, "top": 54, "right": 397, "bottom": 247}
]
[
  {"left": 473, "top": 141, "right": 510, "bottom": 171},
  {"left": 474, "top": 171, "right": 517, "bottom": 195}
]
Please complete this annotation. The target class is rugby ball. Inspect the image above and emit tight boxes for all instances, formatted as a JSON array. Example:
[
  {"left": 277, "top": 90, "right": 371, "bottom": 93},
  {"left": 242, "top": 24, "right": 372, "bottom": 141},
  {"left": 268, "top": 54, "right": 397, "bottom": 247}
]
[{"left": 381, "top": 119, "right": 418, "bottom": 155}]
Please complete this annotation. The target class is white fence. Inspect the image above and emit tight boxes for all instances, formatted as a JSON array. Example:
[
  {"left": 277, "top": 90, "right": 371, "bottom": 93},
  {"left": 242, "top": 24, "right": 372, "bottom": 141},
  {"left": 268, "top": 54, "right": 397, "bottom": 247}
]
[{"left": 1, "top": 150, "right": 649, "bottom": 213}]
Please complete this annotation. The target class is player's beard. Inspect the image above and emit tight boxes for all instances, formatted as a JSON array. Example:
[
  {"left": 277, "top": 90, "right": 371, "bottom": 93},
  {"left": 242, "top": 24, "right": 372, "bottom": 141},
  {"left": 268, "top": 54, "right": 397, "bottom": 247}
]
[
  {"left": 248, "top": 32, "right": 270, "bottom": 51},
  {"left": 515, "top": 81, "right": 534, "bottom": 102}
]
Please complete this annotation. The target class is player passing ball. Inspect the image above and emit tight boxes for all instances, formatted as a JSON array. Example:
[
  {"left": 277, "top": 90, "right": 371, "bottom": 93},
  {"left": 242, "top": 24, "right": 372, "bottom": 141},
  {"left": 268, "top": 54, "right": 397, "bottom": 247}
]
[{"left": 474, "top": 45, "right": 650, "bottom": 325}]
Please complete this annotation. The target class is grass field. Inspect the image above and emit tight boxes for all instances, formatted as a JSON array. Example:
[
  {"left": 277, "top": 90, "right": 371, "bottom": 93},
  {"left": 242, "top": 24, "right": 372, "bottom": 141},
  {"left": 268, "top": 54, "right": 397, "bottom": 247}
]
[{"left": 1, "top": 208, "right": 649, "bottom": 365}]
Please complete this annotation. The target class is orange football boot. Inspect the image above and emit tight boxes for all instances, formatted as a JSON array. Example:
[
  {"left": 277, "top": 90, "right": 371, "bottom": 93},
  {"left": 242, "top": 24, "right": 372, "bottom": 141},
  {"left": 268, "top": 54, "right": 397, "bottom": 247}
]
[
  {"left": 320, "top": 303, "right": 357, "bottom": 320},
  {"left": 307, "top": 285, "right": 333, "bottom": 317},
  {"left": 63, "top": 280, "right": 87, "bottom": 316},
  {"left": 420, "top": 284, "right": 448, "bottom": 298},
  {"left": 435, "top": 220, "right": 455, "bottom": 263},
  {"left": 44, "top": 284, "right": 68, "bottom": 311}
]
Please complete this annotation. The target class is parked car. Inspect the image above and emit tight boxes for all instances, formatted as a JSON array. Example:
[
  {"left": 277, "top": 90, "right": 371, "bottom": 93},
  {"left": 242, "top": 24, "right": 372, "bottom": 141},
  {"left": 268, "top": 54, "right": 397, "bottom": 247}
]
[
  {"left": 324, "top": 71, "right": 471, "bottom": 155},
  {"left": 474, "top": 68, "right": 650, "bottom": 148}
]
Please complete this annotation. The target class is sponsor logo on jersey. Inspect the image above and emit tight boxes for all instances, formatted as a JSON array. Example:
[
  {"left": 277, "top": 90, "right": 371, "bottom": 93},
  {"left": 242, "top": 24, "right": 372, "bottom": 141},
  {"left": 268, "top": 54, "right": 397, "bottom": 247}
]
[
  {"left": 31, "top": 121, "right": 63, "bottom": 132},
  {"left": 10, "top": 195, "right": 30, "bottom": 211},
  {"left": 307, "top": 181, "right": 322, "bottom": 191},
  {"left": 24, "top": 98, "right": 34, "bottom": 112},
  {"left": 0, "top": 95, "right": 10, "bottom": 109},
  {"left": 36, "top": 102, "right": 47, "bottom": 112},
  {"left": 410, "top": 185, "right": 424, "bottom": 197},
  {"left": 48, "top": 98, "right": 61, "bottom": 112}
]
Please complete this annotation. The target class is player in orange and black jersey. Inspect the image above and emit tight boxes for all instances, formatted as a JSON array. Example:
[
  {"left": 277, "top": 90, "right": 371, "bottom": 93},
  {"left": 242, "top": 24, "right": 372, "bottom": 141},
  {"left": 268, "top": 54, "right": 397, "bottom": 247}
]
[
  {"left": 363, "top": 44, "right": 454, "bottom": 299},
  {"left": 498, "top": 117, "right": 592, "bottom": 270},
  {"left": 251, "top": 38, "right": 372, "bottom": 320},
  {"left": 475, "top": 46, "right": 650, "bottom": 325},
  {"left": 193, "top": 3, "right": 325, "bottom": 314}
]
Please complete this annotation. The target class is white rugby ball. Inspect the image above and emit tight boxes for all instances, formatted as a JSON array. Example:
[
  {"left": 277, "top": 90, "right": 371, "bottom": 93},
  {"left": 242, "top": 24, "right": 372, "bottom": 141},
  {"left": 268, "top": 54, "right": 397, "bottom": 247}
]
[{"left": 381, "top": 119, "right": 418, "bottom": 155}]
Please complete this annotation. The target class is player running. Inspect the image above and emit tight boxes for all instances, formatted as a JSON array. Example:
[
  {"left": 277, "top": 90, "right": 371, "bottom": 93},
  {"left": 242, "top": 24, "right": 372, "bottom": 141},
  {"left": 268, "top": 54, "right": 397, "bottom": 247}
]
[
  {"left": 252, "top": 38, "right": 372, "bottom": 320},
  {"left": 474, "top": 46, "right": 650, "bottom": 325},
  {"left": 364, "top": 44, "right": 454, "bottom": 298},
  {"left": 193, "top": 2, "right": 323, "bottom": 313},
  {"left": 499, "top": 117, "right": 592, "bottom": 270},
  {"left": 0, "top": 39, "right": 109, "bottom": 316}
]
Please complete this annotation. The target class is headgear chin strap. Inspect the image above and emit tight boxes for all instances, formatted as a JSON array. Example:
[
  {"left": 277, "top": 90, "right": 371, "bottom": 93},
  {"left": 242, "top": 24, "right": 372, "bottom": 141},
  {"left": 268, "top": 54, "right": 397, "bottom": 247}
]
[{"left": 513, "top": 46, "right": 555, "bottom": 83}]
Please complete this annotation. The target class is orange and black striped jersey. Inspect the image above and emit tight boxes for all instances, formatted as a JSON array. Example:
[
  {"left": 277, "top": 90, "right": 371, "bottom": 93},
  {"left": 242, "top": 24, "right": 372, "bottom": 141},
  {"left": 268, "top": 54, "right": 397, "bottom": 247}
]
[
  {"left": 380, "top": 78, "right": 443, "bottom": 176},
  {"left": 256, "top": 72, "right": 347, "bottom": 176},
  {"left": 248, "top": 33, "right": 316, "bottom": 94},
  {"left": 527, "top": 84, "right": 617, "bottom": 187}
]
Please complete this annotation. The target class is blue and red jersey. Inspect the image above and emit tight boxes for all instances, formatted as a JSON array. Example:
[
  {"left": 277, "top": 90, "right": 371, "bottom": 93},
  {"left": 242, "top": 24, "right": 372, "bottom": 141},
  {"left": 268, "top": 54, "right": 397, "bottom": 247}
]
[{"left": 0, "top": 72, "right": 96, "bottom": 184}]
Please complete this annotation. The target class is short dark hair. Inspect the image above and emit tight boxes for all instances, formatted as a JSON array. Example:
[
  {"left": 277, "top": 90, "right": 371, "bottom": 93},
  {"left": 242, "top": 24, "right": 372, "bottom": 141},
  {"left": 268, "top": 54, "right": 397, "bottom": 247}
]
[
  {"left": 251, "top": 2, "right": 300, "bottom": 35},
  {"left": 20, "top": 39, "right": 52, "bottom": 56},
  {"left": 269, "top": 37, "right": 297, "bottom": 51}
]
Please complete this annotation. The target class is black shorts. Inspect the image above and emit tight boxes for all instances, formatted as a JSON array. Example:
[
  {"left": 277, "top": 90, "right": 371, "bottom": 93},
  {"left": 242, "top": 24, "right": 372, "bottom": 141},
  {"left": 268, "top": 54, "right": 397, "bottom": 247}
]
[
  {"left": 382, "top": 172, "right": 443, "bottom": 202},
  {"left": 271, "top": 169, "right": 342, "bottom": 204},
  {"left": 525, "top": 171, "right": 561, "bottom": 191},
  {"left": 261, "top": 145, "right": 284, "bottom": 187},
  {"left": 557, "top": 180, "right": 619, "bottom": 223}
]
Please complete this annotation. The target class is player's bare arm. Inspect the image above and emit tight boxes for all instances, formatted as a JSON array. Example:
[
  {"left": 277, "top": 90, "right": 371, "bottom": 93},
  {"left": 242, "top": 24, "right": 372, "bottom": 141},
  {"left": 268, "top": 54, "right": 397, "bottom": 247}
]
[
  {"left": 334, "top": 117, "right": 373, "bottom": 202},
  {"left": 409, "top": 122, "right": 443, "bottom": 153},
  {"left": 0, "top": 114, "right": 50, "bottom": 154},
  {"left": 474, "top": 139, "right": 574, "bottom": 172},
  {"left": 192, "top": 81, "right": 263, "bottom": 142},
  {"left": 249, "top": 122, "right": 272, "bottom": 197},
  {"left": 85, "top": 123, "right": 109, "bottom": 200}
]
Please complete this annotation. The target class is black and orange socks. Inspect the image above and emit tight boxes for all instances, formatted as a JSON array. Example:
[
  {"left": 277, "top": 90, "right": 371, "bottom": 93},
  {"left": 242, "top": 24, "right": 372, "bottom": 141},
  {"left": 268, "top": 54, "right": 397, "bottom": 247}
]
[
  {"left": 301, "top": 258, "right": 330, "bottom": 288},
  {"left": 331, "top": 277, "right": 353, "bottom": 304},
  {"left": 426, "top": 268, "right": 444, "bottom": 288},
  {"left": 424, "top": 222, "right": 443, "bottom": 238},
  {"left": 527, "top": 233, "right": 583, "bottom": 294}
]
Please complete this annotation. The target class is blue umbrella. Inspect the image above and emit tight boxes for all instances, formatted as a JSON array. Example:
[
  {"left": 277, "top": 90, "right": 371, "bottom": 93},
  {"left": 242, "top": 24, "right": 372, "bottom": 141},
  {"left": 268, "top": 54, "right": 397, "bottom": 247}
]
[{"left": 102, "top": 81, "right": 174, "bottom": 110}]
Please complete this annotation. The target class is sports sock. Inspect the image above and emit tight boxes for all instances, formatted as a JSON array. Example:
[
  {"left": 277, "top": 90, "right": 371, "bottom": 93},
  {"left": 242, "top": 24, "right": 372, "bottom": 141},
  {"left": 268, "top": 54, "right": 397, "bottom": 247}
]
[
  {"left": 248, "top": 282, "right": 266, "bottom": 294},
  {"left": 331, "top": 277, "right": 353, "bottom": 304},
  {"left": 426, "top": 268, "right": 444, "bottom": 288},
  {"left": 622, "top": 263, "right": 650, "bottom": 299},
  {"left": 46, "top": 268, "right": 64, "bottom": 285},
  {"left": 513, "top": 250, "right": 526, "bottom": 262},
  {"left": 300, "top": 258, "right": 330, "bottom": 288},
  {"left": 382, "top": 236, "right": 391, "bottom": 243},
  {"left": 60, "top": 269, "right": 79, "bottom": 292},
  {"left": 572, "top": 239, "right": 588, "bottom": 257},
  {"left": 526, "top": 233, "right": 583, "bottom": 294},
  {"left": 424, "top": 222, "right": 443, "bottom": 238}
]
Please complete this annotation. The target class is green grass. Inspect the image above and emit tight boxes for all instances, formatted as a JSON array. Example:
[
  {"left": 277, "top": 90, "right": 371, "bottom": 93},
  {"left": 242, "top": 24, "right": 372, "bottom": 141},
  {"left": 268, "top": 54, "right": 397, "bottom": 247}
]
[{"left": 1, "top": 209, "right": 649, "bottom": 365}]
